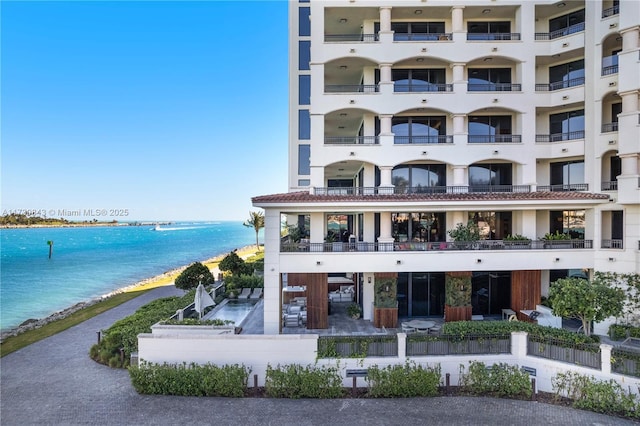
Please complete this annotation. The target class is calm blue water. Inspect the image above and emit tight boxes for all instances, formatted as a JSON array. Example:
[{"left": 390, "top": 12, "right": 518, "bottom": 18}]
[{"left": 0, "top": 222, "right": 256, "bottom": 331}]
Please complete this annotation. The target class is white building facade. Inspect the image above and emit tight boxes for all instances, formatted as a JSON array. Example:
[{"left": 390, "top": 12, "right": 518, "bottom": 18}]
[{"left": 253, "top": 0, "right": 640, "bottom": 335}]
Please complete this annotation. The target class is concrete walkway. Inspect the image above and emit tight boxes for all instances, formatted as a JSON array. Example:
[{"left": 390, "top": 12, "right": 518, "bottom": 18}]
[{"left": 1, "top": 285, "right": 636, "bottom": 426}]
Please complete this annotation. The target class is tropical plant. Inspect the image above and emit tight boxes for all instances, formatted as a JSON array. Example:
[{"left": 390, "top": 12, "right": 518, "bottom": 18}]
[
  {"left": 174, "top": 262, "right": 215, "bottom": 290},
  {"left": 243, "top": 211, "right": 265, "bottom": 251},
  {"left": 347, "top": 303, "right": 362, "bottom": 319},
  {"left": 549, "top": 277, "right": 625, "bottom": 336},
  {"left": 447, "top": 221, "right": 480, "bottom": 242},
  {"left": 219, "top": 251, "right": 253, "bottom": 276},
  {"left": 504, "top": 234, "right": 530, "bottom": 241},
  {"left": 543, "top": 230, "right": 571, "bottom": 240}
]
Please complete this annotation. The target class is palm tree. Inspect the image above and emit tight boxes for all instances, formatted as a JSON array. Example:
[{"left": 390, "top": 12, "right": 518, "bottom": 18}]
[{"left": 243, "top": 211, "right": 265, "bottom": 251}]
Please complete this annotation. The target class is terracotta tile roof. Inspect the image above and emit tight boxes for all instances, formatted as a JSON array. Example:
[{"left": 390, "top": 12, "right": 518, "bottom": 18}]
[{"left": 252, "top": 191, "right": 610, "bottom": 204}]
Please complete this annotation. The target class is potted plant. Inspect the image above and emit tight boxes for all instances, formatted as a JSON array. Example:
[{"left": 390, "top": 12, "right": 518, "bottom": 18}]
[
  {"left": 503, "top": 234, "right": 531, "bottom": 249},
  {"left": 347, "top": 303, "right": 362, "bottom": 319},
  {"left": 542, "top": 231, "right": 572, "bottom": 249},
  {"left": 447, "top": 220, "right": 480, "bottom": 250}
]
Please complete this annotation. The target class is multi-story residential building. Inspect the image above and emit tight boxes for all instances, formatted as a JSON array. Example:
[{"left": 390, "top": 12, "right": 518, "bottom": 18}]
[{"left": 253, "top": 0, "right": 640, "bottom": 336}]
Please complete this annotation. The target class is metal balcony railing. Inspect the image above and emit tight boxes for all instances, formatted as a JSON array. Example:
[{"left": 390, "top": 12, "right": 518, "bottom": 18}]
[
  {"left": 325, "top": 84, "right": 379, "bottom": 93},
  {"left": 535, "top": 22, "right": 585, "bottom": 40},
  {"left": 324, "top": 34, "right": 378, "bottom": 42},
  {"left": 535, "top": 77, "right": 585, "bottom": 91},
  {"left": 601, "top": 122, "right": 618, "bottom": 133},
  {"left": 312, "top": 185, "right": 531, "bottom": 196},
  {"left": 602, "top": 5, "right": 620, "bottom": 18},
  {"left": 537, "top": 183, "right": 589, "bottom": 191},
  {"left": 601, "top": 181, "right": 618, "bottom": 191},
  {"left": 280, "top": 239, "right": 593, "bottom": 253},
  {"left": 394, "top": 135, "right": 453, "bottom": 144},
  {"left": 602, "top": 56, "right": 619, "bottom": 76},
  {"left": 535, "top": 130, "right": 585, "bottom": 142},
  {"left": 468, "top": 134, "right": 521, "bottom": 143},
  {"left": 468, "top": 83, "right": 521, "bottom": 92},
  {"left": 466, "top": 33, "right": 521, "bottom": 41},
  {"left": 324, "top": 136, "right": 379, "bottom": 145},
  {"left": 394, "top": 33, "right": 452, "bottom": 41},
  {"left": 394, "top": 83, "right": 453, "bottom": 92},
  {"left": 601, "top": 239, "right": 623, "bottom": 249}
]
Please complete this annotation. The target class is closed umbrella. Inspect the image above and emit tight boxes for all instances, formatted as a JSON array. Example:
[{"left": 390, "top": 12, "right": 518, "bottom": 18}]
[{"left": 194, "top": 282, "right": 215, "bottom": 319}]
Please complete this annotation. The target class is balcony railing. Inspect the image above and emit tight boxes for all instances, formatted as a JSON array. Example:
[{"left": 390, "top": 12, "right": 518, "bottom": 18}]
[
  {"left": 325, "top": 33, "right": 378, "bottom": 42},
  {"left": 535, "top": 77, "right": 585, "bottom": 91},
  {"left": 394, "top": 135, "right": 453, "bottom": 144},
  {"left": 537, "top": 183, "right": 589, "bottom": 191},
  {"left": 602, "top": 4, "right": 620, "bottom": 18},
  {"left": 312, "top": 184, "right": 531, "bottom": 196},
  {"left": 468, "top": 83, "right": 521, "bottom": 92},
  {"left": 466, "top": 33, "right": 521, "bottom": 41},
  {"left": 324, "top": 136, "right": 379, "bottom": 145},
  {"left": 394, "top": 33, "right": 452, "bottom": 41},
  {"left": 601, "top": 122, "right": 618, "bottom": 133},
  {"left": 325, "top": 84, "right": 379, "bottom": 93},
  {"left": 601, "top": 181, "right": 618, "bottom": 191},
  {"left": 535, "top": 130, "right": 585, "bottom": 142},
  {"left": 468, "top": 134, "right": 521, "bottom": 143},
  {"left": 602, "top": 55, "right": 619, "bottom": 76},
  {"left": 535, "top": 22, "right": 585, "bottom": 40},
  {"left": 601, "top": 239, "right": 623, "bottom": 249},
  {"left": 281, "top": 239, "right": 593, "bottom": 253},
  {"left": 394, "top": 83, "right": 453, "bottom": 92}
]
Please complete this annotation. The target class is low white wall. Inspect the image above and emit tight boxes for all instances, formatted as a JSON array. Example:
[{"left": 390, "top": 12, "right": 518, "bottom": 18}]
[{"left": 137, "top": 331, "right": 640, "bottom": 394}]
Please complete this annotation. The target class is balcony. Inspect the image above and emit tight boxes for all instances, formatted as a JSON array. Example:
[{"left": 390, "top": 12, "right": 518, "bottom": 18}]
[
  {"left": 602, "top": 5, "right": 620, "bottom": 18},
  {"left": 535, "top": 23, "right": 585, "bottom": 40},
  {"left": 466, "top": 33, "right": 521, "bottom": 41},
  {"left": 324, "top": 136, "right": 379, "bottom": 145},
  {"left": 602, "top": 55, "right": 619, "bottom": 76},
  {"left": 601, "top": 122, "right": 618, "bottom": 133},
  {"left": 468, "top": 134, "right": 521, "bottom": 143},
  {"left": 394, "top": 33, "right": 452, "bottom": 41},
  {"left": 280, "top": 239, "right": 593, "bottom": 253},
  {"left": 312, "top": 185, "right": 531, "bottom": 196},
  {"left": 467, "top": 83, "right": 521, "bottom": 92},
  {"left": 535, "top": 77, "right": 584, "bottom": 91},
  {"left": 536, "top": 183, "right": 589, "bottom": 191},
  {"left": 601, "top": 181, "right": 618, "bottom": 191},
  {"left": 325, "top": 85, "right": 379, "bottom": 93},
  {"left": 535, "top": 130, "right": 585, "bottom": 142},
  {"left": 324, "top": 34, "right": 378, "bottom": 42},
  {"left": 601, "top": 239, "right": 623, "bottom": 249},
  {"left": 394, "top": 83, "right": 452, "bottom": 93},
  {"left": 394, "top": 135, "right": 453, "bottom": 144}
]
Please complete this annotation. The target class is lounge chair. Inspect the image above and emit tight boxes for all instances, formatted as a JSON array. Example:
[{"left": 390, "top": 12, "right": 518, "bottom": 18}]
[
  {"left": 249, "top": 287, "right": 263, "bottom": 299},
  {"left": 237, "top": 288, "right": 251, "bottom": 299}
]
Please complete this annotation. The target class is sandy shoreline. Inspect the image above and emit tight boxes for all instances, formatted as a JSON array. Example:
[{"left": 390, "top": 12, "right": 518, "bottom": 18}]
[{"left": 0, "top": 245, "right": 259, "bottom": 340}]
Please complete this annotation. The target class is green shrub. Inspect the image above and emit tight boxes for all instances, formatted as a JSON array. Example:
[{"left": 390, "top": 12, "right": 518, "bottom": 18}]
[
  {"left": 366, "top": 361, "right": 441, "bottom": 398},
  {"left": 219, "top": 251, "right": 253, "bottom": 276},
  {"left": 159, "top": 318, "right": 233, "bottom": 326},
  {"left": 265, "top": 363, "right": 344, "bottom": 398},
  {"left": 224, "top": 274, "right": 263, "bottom": 290},
  {"left": 174, "top": 262, "right": 215, "bottom": 291},
  {"left": 129, "top": 361, "right": 250, "bottom": 397},
  {"left": 460, "top": 361, "right": 532, "bottom": 399},
  {"left": 609, "top": 324, "right": 640, "bottom": 341},
  {"left": 552, "top": 371, "right": 639, "bottom": 418}
]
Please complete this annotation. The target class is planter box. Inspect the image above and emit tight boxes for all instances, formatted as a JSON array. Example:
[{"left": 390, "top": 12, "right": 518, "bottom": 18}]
[
  {"left": 504, "top": 241, "right": 531, "bottom": 249},
  {"left": 373, "top": 307, "right": 398, "bottom": 328}
]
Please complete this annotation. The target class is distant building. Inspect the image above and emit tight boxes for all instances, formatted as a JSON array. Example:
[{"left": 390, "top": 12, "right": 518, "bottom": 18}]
[{"left": 253, "top": 0, "right": 640, "bottom": 335}]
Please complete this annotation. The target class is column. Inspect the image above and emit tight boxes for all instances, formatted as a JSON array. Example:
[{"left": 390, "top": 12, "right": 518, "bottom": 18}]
[
  {"left": 621, "top": 27, "right": 639, "bottom": 51},
  {"left": 379, "top": 63, "right": 394, "bottom": 95},
  {"left": 452, "top": 165, "right": 467, "bottom": 185},
  {"left": 451, "top": 6, "right": 465, "bottom": 33},
  {"left": 451, "top": 63, "right": 467, "bottom": 97},
  {"left": 379, "top": 114, "right": 393, "bottom": 135},
  {"left": 379, "top": 7, "right": 392, "bottom": 32},
  {"left": 379, "top": 166, "right": 394, "bottom": 187},
  {"left": 309, "top": 212, "right": 325, "bottom": 244},
  {"left": 378, "top": 211, "right": 394, "bottom": 251},
  {"left": 263, "top": 209, "right": 282, "bottom": 335}
]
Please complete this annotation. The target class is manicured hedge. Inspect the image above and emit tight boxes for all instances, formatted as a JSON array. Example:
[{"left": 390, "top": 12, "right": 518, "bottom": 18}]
[
  {"left": 460, "top": 361, "right": 532, "bottom": 399},
  {"left": 366, "top": 361, "right": 441, "bottom": 397},
  {"left": 265, "top": 364, "right": 344, "bottom": 398}
]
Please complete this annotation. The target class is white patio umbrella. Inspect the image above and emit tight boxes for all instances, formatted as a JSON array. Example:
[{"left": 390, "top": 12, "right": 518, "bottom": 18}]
[{"left": 194, "top": 282, "right": 215, "bottom": 319}]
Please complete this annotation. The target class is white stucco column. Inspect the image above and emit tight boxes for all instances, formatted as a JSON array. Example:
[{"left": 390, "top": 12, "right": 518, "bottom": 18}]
[
  {"left": 452, "top": 165, "right": 467, "bottom": 185},
  {"left": 379, "top": 7, "right": 392, "bottom": 32},
  {"left": 379, "top": 211, "right": 392, "bottom": 239},
  {"left": 452, "top": 114, "right": 466, "bottom": 133},
  {"left": 451, "top": 6, "right": 465, "bottom": 33},
  {"left": 451, "top": 63, "right": 466, "bottom": 83},
  {"left": 309, "top": 166, "right": 324, "bottom": 189},
  {"left": 379, "top": 166, "right": 394, "bottom": 186},
  {"left": 379, "top": 63, "right": 394, "bottom": 95},
  {"left": 620, "top": 154, "right": 639, "bottom": 176},
  {"left": 362, "top": 273, "right": 375, "bottom": 321},
  {"left": 309, "top": 212, "right": 325, "bottom": 244},
  {"left": 379, "top": 114, "right": 393, "bottom": 135},
  {"left": 621, "top": 91, "right": 639, "bottom": 112},
  {"left": 601, "top": 344, "right": 613, "bottom": 375},
  {"left": 263, "top": 208, "right": 282, "bottom": 335},
  {"left": 621, "top": 27, "right": 639, "bottom": 51}
]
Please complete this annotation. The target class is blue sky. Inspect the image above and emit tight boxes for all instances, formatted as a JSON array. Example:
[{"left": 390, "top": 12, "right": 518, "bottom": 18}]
[{"left": 1, "top": 0, "right": 289, "bottom": 221}]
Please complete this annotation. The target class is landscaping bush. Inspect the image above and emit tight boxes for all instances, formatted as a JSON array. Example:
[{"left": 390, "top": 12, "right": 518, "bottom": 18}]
[
  {"left": 265, "top": 363, "right": 344, "bottom": 398},
  {"left": 174, "top": 262, "right": 215, "bottom": 291},
  {"left": 129, "top": 361, "right": 250, "bottom": 397},
  {"left": 552, "top": 371, "right": 640, "bottom": 419},
  {"left": 366, "top": 361, "right": 441, "bottom": 398},
  {"left": 609, "top": 324, "right": 640, "bottom": 341},
  {"left": 460, "top": 361, "right": 532, "bottom": 399},
  {"left": 90, "top": 291, "right": 196, "bottom": 368},
  {"left": 224, "top": 274, "right": 263, "bottom": 291},
  {"left": 219, "top": 251, "right": 253, "bottom": 276}
]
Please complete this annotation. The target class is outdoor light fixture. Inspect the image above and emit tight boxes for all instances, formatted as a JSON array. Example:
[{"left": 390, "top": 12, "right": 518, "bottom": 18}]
[
  {"left": 316, "top": 261, "right": 321, "bottom": 266},
  {"left": 396, "top": 260, "right": 402, "bottom": 265},
  {"left": 414, "top": 10, "right": 422, "bottom": 15},
  {"left": 349, "top": 99, "right": 355, "bottom": 104},
  {"left": 493, "top": 150, "right": 499, "bottom": 154},
  {"left": 562, "top": 43, "right": 569, "bottom": 48},
  {"left": 421, "top": 99, "right": 427, "bottom": 103},
  {"left": 416, "top": 57, "right": 425, "bottom": 62},
  {"left": 421, "top": 48, "right": 427, "bottom": 52},
  {"left": 482, "top": 9, "right": 491, "bottom": 14},
  {"left": 349, "top": 151, "right": 355, "bottom": 156},
  {"left": 555, "top": 258, "right": 560, "bottom": 262},
  {"left": 562, "top": 148, "right": 568, "bottom": 152},
  {"left": 422, "top": 151, "right": 428, "bottom": 155},
  {"left": 609, "top": 257, "right": 616, "bottom": 262},
  {"left": 339, "top": 65, "right": 348, "bottom": 70},
  {"left": 476, "top": 259, "right": 482, "bottom": 263},
  {"left": 557, "top": 2, "right": 566, "bottom": 8},
  {"left": 368, "top": 277, "right": 371, "bottom": 283},
  {"left": 609, "top": 140, "right": 616, "bottom": 144},
  {"left": 339, "top": 18, "right": 348, "bottom": 23}
]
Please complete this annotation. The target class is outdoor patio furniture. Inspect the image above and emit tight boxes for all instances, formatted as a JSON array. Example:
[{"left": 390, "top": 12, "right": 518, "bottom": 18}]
[
  {"left": 237, "top": 288, "right": 252, "bottom": 299},
  {"left": 428, "top": 325, "right": 442, "bottom": 335},
  {"left": 250, "top": 287, "right": 263, "bottom": 299},
  {"left": 401, "top": 322, "right": 416, "bottom": 334},
  {"left": 284, "top": 313, "right": 300, "bottom": 327}
]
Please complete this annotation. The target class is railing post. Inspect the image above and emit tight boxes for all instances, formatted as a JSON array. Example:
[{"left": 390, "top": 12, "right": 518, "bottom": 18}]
[
  {"left": 397, "top": 332, "right": 407, "bottom": 360},
  {"left": 600, "top": 344, "right": 613, "bottom": 374}
]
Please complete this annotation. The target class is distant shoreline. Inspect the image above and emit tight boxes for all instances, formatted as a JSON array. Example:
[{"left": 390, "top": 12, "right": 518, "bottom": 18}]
[{"left": 0, "top": 222, "right": 171, "bottom": 229}]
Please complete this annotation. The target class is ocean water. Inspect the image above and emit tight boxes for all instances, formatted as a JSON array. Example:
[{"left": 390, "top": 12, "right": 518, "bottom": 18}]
[{"left": 0, "top": 222, "right": 256, "bottom": 331}]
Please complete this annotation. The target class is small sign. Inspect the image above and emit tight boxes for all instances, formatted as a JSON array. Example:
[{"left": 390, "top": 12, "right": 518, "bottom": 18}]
[
  {"left": 521, "top": 366, "right": 536, "bottom": 376},
  {"left": 346, "top": 368, "right": 368, "bottom": 377}
]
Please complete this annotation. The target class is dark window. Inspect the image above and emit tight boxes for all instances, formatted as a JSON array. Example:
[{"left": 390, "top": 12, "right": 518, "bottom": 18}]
[
  {"left": 298, "top": 110, "right": 310, "bottom": 139},
  {"left": 393, "top": 116, "right": 446, "bottom": 139},
  {"left": 299, "top": 7, "right": 310, "bottom": 36},
  {"left": 549, "top": 59, "right": 584, "bottom": 88},
  {"left": 612, "top": 211, "right": 623, "bottom": 240},
  {"left": 392, "top": 22, "right": 446, "bottom": 40},
  {"left": 393, "top": 68, "right": 446, "bottom": 92},
  {"left": 392, "top": 164, "right": 446, "bottom": 192},
  {"left": 549, "top": 9, "right": 585, "bottom": 33},
  {"left": 468, "top": 163, "right": 512, "bottom": 188},
  {"left": 298, "top": 75, "right": 310, "bottom": 105},
  {"left": 610, "top": 156, "right": 621, "bottom": 181},
  {"left": 298, "top": 179, "right": 310, "bottom": 186},
  {"left": 550, "top": 161, "right": 584, "bottom": 186},
  {"left": 298, "top": 144, "right": 310, "bottom": 175},
  {"left": 549, "top": 109, "right": 584, "bottom": 139},
  {"left": 468, "top": 116, "right": 512, "bottom": 139},
  {"left": 392, "top": 212, "right": 446, "bottom": 243},
  {"left": 397, "top": 272, "right": 446, "bottom": 317},
  {"left": 550, "top": 210, "right": 585, "bottom": 239},
  {"left": 468, "top": 212, "right": 512, "bottom": 240},
  {"left": 298, "top": 41, "right": 310, "bottom": 70},
  {"left": 611, "top": 103, "right": 622, "bottom": 123},
  {"left": 468, "top": 68, "right": 511, "bottom": 91},
  {"left": 467, "top": 21, "right": 511, "bottom": 40}
]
